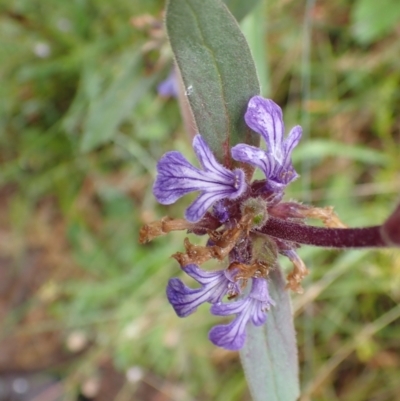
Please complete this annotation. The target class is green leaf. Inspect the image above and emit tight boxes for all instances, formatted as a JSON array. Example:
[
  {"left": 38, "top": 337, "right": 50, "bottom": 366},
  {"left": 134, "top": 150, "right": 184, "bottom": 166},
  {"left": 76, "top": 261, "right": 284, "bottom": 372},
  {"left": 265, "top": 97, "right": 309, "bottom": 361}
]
[
  {"left": 80, "top": 52, "right": 158, "bottom": 153},
  {"left": 166, "top": 0, "right": 260, "bottom": 167},
  {"left": 240, "top": 266, "right": 300, "bottom": 401},
  {"left": 223, "top": 0, "right": 262, "bottom": 22},
  {"left": 352, "top": 0, "right": 400, "bottom": 44}
]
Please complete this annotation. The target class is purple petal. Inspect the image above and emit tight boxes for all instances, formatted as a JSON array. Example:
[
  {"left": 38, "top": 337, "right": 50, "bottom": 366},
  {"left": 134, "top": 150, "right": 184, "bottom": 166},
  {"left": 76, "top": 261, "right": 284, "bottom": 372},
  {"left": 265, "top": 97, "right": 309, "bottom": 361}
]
[
  {"left": 208, "top": 313, "right": 248, "bottom": 350},
  {"left": 245, "top": 96, "right": 285, "bottom": 163},
  {"left": 157, "top": 70, "right": 178, "bottom": 98},
  {"left": 232, "top": 145, "right": 289, "bottom": 191},
  {"left": 166, "top": 276, "right": 231, "bottom": 317},
  {"left": 191, "top": 136, "right": 247, "bottom": 200},
  {"left": 210, "top": 297, "right": 248, "bottom": 316},
  {"left": 231, "top": 143, "right": 275, "bottom": 178},
  {"left": 213, "top": 201, "right": 230, "bottom": 223},
  {"left": 208, "top": 279, "right": 274, "bottom": 349},
  {"left": 282, "top": 125, "right": 302, "bottom": 168},
  {"left": 153, "top": 135, "right": 247, "bottom": 222},
  {"left": 250, "top": 302, "right": 268, "bottom": 326},
  {"left": 251, "top": 277, "right": 274, "bottom": 303},
  {"left": 241, "top": 96, "right": 302, "bottom": 191},
  {"left": 166, "top": 278, "right": 208, "bottom": 317},
  {"left": 166, "top": 265, "right": 241, "bottom": 317},
  {"left": 247, "top": 279, "right": 273, "bottom": 325},
  {"left": 193, "top": 135, "right": 230, "bottom": 177},
  {"left": 184, "top": 264, "right": 226, "bottom": 285},
  {"left": 153, "top": 151, "right": 204, "bottom": 204},
  {"left": 276, "top": 166, "right": 299, "bottom": 187},
  {"left": 186, "top": 191, "right": 227, "bottom": 223},
  {"left": 185, "top": 180, "right": 246, "bottom": 222}
]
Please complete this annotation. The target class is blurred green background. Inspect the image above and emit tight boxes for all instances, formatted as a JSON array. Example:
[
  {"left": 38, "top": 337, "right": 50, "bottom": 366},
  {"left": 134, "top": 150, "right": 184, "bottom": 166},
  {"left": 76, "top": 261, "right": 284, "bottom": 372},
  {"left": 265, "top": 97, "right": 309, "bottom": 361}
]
[{"left": 0, "top": 0, "right": 399, "bottom": 400}]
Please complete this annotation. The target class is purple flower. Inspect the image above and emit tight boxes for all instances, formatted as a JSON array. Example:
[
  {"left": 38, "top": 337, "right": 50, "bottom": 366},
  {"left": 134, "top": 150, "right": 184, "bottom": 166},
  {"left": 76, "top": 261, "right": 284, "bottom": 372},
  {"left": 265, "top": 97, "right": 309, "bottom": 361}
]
[
  {"left": 208, "top": 278, "right": 275, "bottom": 350},
  {"left": 153, "top": 135, "right": 247, "bottom": 222},
  {"left": 157, "top": 70, "right": 178, "bottom": 98},
  {"left": 232, "top": 96, "right": 302, "bottom": 192},
  {"left": 166, "top": 264, "right": 241, "bottom": 317},
  {"left": 213, "top": 201, "right": 230, "bottom": 223}
]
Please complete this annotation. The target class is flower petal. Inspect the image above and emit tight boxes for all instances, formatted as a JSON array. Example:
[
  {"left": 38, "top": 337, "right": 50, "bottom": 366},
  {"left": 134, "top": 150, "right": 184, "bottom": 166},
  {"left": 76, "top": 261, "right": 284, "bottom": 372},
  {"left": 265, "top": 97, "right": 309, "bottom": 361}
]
[
  {"left": 250, "top": 302, "right": 268, "bottom": 326},
  {"left": 166, "top": 278, "right": 211, "bottom": 317},
  {"left": 282, "top": 125, "right": 302, "bottom": 169},
  {"left": 231, "top": 144, "right": 275, "bottom": 178},
  {"left": 241, "top": 96, "right": 302, "bottom": 192},
  {"left": 166, "top": 265, "right": 242, "bottom": 317},
  {"left": 208, "top": 313, "right": 248, "bottom": 350},
  {"left": 183, "top": 264, "right": 226, "bottom": 285},
  {"left": 158, "top": 70, "right": 178, "bottom": 98},
  {"left": 251, "top": 277, "right": 273, "bottom": 303},
  {"left": 192, "top": 136, "right": 247, "bottom": 200},
  {"left": 154, "top": 135, "right": 247, "bottom": 222},
  {"left": 208, "top": 279, "right": 274, "bottom": 349},
  {"left": 245, "top": 96, "right": 285, "bottom": 163},
  {"left": 213, "top": 201, "right": 230, "bottom": 223},
  {"left": 185, "top": 191, "right": 227, "bottom": 222},
  {"left": 153, "top": 151, "right": 204, "bottom": 204},
  {"left": 192, "top": 135, "right": 229, "bottom": 176},
  {"left": 210, "top": 297, "right": 248, "bottom": 316}
]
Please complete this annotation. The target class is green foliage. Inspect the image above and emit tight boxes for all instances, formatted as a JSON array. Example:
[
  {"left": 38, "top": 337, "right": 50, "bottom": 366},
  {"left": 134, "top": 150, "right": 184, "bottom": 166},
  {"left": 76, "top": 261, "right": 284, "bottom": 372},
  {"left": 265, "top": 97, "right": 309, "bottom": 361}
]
[
  {"left": 80, "top": 52, "right": 160, "bottom": 152},
  {"left": 0, "top": 0, "right": 399, "bottom": 400},
  {"left": 352, "top": 0, "right": 400, "bottom": 44},
  {"left": 293, "top": 140, "right": 390, "bottom": 166}
]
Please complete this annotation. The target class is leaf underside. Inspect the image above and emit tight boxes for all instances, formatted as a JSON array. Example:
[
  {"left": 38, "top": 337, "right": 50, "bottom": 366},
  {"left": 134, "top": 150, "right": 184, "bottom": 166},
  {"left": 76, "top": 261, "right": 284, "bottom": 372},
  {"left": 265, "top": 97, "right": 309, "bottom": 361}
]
[{"left": 240, "top": 266, "right": 300, "bottom": 401}]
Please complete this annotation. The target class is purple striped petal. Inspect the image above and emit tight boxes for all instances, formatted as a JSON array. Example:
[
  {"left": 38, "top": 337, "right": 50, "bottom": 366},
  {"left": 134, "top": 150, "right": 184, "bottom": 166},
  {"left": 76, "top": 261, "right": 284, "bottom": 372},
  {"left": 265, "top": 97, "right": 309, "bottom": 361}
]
[
  {"left": 185, "top": 191, "right": 227, "bottom": 222},
  {"left": 153, "top": 135, "right": 247, "bottom": 222},
  {"left": 235, "top": 96, "right": 302, "bottom": 191},
  {"left": 245, "top": 96, "right": 285, "bottom": 163},
  {"left": 208, "top": 312, "right": 248, "bottom": 350},
  {"left": 282, "top": 125, "right": 302, "bottom": 169},
  {"left": 208, "top": 278, "right": 274, "bottom": 350},
  {"left": 153, "top": 151, "right": 207, "bottom": 204},
  {"left": 231, "top": 144, "right": 276, "bottom": 179},
  {"left": 166, "top": 264, "right": 241, "bottom": 317}
]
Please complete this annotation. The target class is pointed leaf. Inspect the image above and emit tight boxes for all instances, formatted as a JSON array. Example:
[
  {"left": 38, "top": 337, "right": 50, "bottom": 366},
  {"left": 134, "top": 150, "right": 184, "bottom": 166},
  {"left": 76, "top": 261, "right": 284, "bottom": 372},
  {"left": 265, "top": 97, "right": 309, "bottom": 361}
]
[
  {"left": 240, "top": 266, "right": 300, "bottom": 401},
  {"left": 166, "top": 0, "right": 260, "bottom": 167}
]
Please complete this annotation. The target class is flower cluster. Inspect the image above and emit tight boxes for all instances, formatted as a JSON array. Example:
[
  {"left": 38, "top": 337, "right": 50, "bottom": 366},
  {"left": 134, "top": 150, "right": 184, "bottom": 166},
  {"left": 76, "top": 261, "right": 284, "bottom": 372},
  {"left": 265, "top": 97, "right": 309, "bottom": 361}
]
[{"left": 140, "top": 95, "right": 345, "bottom": 350}]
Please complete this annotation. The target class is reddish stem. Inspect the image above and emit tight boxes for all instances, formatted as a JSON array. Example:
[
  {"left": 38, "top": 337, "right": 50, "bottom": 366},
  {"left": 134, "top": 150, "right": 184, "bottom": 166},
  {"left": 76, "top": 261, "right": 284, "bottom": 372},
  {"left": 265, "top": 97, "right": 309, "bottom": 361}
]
[{"left": 260, "top": 215, "right": 399, "bottom": 249}]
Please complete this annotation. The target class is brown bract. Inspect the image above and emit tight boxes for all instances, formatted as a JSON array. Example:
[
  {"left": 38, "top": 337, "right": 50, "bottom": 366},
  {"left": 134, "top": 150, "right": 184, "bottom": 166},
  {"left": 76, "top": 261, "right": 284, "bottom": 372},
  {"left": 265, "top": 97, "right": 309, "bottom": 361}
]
[
  {"left": 172, "top": 214, "right": 254, "bottom": 266},
  {"left": 285, "top": 254, "right": 310, "bottom": 294},
  {"left": 300, "top": 205, "right": 348, "bottom": 228},
  {"left": 139, "top": 217, "right": 194, "bottom": 243},
  {"left": 139, "top": 202, "right": 328, "bottom": 293}
]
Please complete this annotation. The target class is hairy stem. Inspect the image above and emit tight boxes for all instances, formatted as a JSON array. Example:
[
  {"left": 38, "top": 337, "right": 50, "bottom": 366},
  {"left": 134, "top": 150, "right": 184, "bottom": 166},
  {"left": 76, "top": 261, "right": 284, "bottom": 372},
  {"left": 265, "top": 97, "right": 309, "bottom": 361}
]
[{"left": 260, "top": 216, "right": 399, "bottom": 249}]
